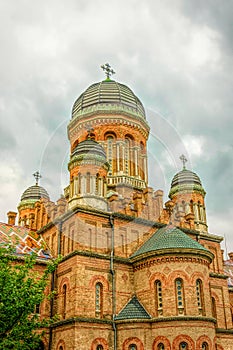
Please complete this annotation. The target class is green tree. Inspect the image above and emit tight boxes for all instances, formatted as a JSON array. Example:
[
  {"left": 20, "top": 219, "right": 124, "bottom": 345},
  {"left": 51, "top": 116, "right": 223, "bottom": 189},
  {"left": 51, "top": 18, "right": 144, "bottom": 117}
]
[{"left": 0, "top": 243, "right": 58, "bottom": 350}]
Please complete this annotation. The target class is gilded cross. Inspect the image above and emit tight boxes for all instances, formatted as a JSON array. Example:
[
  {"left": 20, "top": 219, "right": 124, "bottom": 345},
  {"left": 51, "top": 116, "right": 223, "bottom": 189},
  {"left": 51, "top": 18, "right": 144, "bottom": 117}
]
[
  {"left": 180, "top": 154, "right": 187, "bottom": 169},
  {"left": 101, "top": 63, "right": 115, "bottom": 79},
  {"left": 33, "top": 171, "right": 42, "bottom": 185}
]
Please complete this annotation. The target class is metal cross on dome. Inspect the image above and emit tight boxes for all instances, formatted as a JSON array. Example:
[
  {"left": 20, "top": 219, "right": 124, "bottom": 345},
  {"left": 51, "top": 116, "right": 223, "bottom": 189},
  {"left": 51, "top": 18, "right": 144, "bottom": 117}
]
[
  {"left": 101, "top": 63, "right": 115, "bottom": 79},
  {"left": 33, "top": 171, "right": 42, "bottom": 185},
  {"left": 180, "top": 154, "right": 187, "bottom": 169}
]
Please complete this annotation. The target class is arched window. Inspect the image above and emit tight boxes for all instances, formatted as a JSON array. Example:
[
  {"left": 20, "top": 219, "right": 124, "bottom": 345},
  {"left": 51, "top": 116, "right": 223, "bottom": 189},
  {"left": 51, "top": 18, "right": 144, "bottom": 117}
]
[
  {"left": 211, "top": 297, "right": 217, "bottom": 325},
  {"left": 196, "top": 279, "right": 204, "bottom": 315},
  {"left": 86, "top": 172, "right": 91, "bottom": 193},
  {"left": 129, "top": 345, "right": 137, "bottom": 350},
  {"left": 107, "top": 135, "right": 114, "bottom": 175},
  {"left": 202, "top": 342, "right": 209, "bottom": 350},
  {"left": 157, "top": 343, "right": 165, "bottom": 350},
  {"left": 97, "top": 345, "right": 103, "bottom": 350},
  {"left": 179, "top": 342, "right": 188, "bottom": 350},
  {"left": 125, "top": 138, "right": 130, "bottom": 175},
  {"left": 59, "top": 347, "right": 64, "bottom": 350},
  {"left": 175, "top": 278, "right": 185, "bottom": 314},
  {"left": 95, "top": 282, "right": 103, "bottom": 318},
  {"left": 155, "top": 280, "right": 163, "bottom": 316},
  {"left": 62, "top": 284, "right": 67, "bottom": 319},
  {"left": 190, "top": 200, "right": 194, "bottom": 214}
]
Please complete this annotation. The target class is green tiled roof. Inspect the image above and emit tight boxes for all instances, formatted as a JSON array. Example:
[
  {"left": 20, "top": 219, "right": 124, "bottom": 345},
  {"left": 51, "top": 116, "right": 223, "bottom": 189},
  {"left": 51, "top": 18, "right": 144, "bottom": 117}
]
[
  {"left": 131, "top": 226, "right": 208, "bottom": 258},
  {"left": 115, "top": 296, "right": 151, "bottom": 320}
]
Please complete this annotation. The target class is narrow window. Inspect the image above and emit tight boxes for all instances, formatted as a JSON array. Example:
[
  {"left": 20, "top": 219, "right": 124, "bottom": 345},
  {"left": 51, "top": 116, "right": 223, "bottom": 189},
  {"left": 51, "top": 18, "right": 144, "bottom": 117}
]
[
  {"left": 62, "top": 284, "right": 67, "bottom": 319},
  {"left": 97, "top": 346, "right": 103, "bottom": 350},
  {"left": 95, "top": 282, "right": 103, "bottom": 318},
  {"left": 106, "top": 231, "right": 111, "bottom": 252},
  {"left": 202, "top": 342, "right": 209, "bottom": 350},
  {"left": 157, "top": 344, "right": 165, "bottom": 350},
  {"left": 35, "top": 303, "right": 40, "bottom": 314},
  {"left": 176, "top": 278, "right": 185, "bottom": 315},
  {"left": 107, "top": 136, "right": 113, "bottom": 175},
  {"left": 155, "top": 280, "right": 163, "bottom": 316},
  {"left": 179, "top": 342, "right": 188, "bottom": 350},
  {"left": 196, "top": 279, "right": 204, "bottom": 315},
  {"left": 59, "top": 347, "right": 64, "bottom": 350},
  {"left": 211, "top": 297, "right": 217, "bottom": 325},
  {"left": 129, "top": 345, "right": 137, "bottom": 350},
  {"left": 125, "top": 138, "right": 130, "bottom": 175},
  {"left": 86, "top": 172, "right": 91, "bottom": 193}
]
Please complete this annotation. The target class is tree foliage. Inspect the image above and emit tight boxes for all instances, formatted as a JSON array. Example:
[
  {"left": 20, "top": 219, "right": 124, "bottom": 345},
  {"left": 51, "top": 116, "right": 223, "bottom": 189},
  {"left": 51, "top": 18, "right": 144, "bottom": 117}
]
[{"left": 0, "top": 244, "right": 58, "bottom": 350}]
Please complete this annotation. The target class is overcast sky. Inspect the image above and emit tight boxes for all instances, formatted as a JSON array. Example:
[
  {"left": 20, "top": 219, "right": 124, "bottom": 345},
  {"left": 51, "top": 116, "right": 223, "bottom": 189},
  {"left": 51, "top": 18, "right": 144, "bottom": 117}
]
[{"left": 0, "top": 0, "right": 232, "bottom": 256}]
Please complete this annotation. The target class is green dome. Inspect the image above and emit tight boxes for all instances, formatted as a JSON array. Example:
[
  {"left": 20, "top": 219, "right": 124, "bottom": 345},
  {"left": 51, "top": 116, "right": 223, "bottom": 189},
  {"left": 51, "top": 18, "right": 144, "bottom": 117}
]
[
  {"left": 169, "top": 168, "right": 205, "bottom": 198},
  {"left": 21, "top": 185, "right": 49, "bottom": 202},
  {"left": 71, "top": 80, "right": 146, "bottom": 120},
  {"left": 131, "top": 227, "right": 210, "bottom": 259},
  {"left": 71, "top": 139, "right": 106, "bottom": 159}
]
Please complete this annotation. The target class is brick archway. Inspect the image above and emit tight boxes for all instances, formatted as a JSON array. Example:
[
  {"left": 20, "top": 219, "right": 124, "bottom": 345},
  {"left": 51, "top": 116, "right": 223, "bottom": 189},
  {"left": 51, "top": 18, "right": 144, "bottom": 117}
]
[
  {"left": 122, "top": 337, "right": 144, "bottom": 350},
  {"left": 91, "top": 338, "right": 109, "bottom": 350},
  {"left": 172, "top": 334, "right": 195, "bottom": 350},
  {"left": 153, "top": 336, "right": 171, "bottom": 350},
  {"left": 196, "top": 335, "right": 212, "bottom": 350}
]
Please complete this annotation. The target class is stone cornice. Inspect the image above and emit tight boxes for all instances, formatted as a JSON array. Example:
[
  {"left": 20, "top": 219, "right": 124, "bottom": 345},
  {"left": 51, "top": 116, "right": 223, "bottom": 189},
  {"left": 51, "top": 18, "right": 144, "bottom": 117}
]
[
  {"left": 209, "top": 272, "right": 228, "bottom": 279},
  {"left": 132, "top": 253, "right": 212, "bottom": 271}
]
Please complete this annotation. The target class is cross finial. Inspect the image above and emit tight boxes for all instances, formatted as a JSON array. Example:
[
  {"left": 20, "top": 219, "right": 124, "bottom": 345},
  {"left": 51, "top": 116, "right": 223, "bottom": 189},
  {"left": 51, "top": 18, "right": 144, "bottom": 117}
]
[
  {"left": 101, "top": 63, "right": 115, "bottom": 80},
  {"left": 180, "top": 154, "right": 187, "bottom": 169},
  {"left": 33, "top": 171, "right": 42, "bottom": 185}
]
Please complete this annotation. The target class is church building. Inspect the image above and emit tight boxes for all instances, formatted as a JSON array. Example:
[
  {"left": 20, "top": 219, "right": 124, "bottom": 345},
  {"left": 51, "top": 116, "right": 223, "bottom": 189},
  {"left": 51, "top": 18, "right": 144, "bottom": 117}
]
[{"left": 4, "top": 64, "right": 233, "bottom": 350}]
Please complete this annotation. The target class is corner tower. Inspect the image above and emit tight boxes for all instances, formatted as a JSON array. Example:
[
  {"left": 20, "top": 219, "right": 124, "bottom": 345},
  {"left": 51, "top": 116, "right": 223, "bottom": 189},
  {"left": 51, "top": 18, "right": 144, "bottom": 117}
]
[
  {"left": 169, "top": 155, "right": 208, "bottom": 232},
  {"left": 67, "top": 64, "right": 150, "bottom": 204}
]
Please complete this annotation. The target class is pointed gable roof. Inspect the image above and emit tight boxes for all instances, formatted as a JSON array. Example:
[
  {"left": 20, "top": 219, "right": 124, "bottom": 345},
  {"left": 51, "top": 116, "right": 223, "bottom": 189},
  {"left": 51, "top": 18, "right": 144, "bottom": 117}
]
[
  {"left": 131, "top": 226, "right": 209, "bottom": 259},
  {"left": 115, "top": 295, "right": 151, "bottom": 320}
]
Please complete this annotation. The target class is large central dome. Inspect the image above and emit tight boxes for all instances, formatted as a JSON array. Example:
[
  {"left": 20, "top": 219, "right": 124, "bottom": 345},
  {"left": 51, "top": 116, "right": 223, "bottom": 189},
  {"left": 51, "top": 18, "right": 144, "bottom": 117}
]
[{"left": 71, "top": 79, "right": 146, "bottom": 120}]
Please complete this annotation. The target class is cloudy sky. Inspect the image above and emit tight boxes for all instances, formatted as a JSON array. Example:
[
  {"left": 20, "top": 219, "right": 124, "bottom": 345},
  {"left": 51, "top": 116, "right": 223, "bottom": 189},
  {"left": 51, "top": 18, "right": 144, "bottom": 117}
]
[{"left": 0, "top": 1, "right": 232, "bottom": 255}]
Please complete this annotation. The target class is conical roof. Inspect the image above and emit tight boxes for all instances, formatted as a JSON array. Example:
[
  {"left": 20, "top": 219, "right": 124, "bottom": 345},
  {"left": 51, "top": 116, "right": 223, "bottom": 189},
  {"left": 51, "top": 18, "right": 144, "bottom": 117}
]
[
  {"left": 115, "top": 295, "right": 151, "bottom": 320},
  {"left": 71, "top": 79, "right": 146, "bottom": 120},
  {"left": 131, "top": 226, "right": 209, "bottom": 259}
]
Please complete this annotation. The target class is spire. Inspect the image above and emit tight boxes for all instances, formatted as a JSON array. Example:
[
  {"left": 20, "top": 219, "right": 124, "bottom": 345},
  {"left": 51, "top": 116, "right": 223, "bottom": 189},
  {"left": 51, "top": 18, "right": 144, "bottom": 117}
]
[
  {"left": 33, "top": 171, "right": 42, "bottom": 186},
  {"left": 101, "top": 63, "right": 115, "bottom": 80},
  {"left": 179, "top": 154, "right": 187, "bottom": 170}
]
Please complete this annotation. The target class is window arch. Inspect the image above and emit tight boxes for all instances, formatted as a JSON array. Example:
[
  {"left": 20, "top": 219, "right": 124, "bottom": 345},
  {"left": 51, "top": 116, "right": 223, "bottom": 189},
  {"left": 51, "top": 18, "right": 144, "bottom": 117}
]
[
  {"left": 157, "top": 343, "right": 165, "bottom": 350},
  {"left": 175, "top": 278, "right": 185, "bottom": 315},
  {"left": 62, "top": 284, "right": 67, "bottom": 319},
  {"left": 196, "top": 279, "right": 205, "bottom": 315},
  {"left": 95, "top": 282, "right": 103, "bottom": 318},
  {"left": 155, "top": 280, "right": 163, "bottom": 316},
  {"left": 179, "top": 342, "right": 188, "bottom": 350}
]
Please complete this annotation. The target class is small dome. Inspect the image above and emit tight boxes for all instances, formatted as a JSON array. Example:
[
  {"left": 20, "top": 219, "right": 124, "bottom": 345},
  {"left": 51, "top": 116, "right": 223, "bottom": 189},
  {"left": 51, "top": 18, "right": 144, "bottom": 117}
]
[
  {"left": 21, "top": 185, "right": 49, "bottom": 202},
  {"left": 71, "top": 79, "right": 146, "bottom": 120},
  {"left": 169, "top": 168, "right": 205, "bottom": 198},
  {"left": 71, "top": 139, "right": 107, "bottom": 160},
  {"left": 171, "top": 169, "right": 202, "bottom": 187}
]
